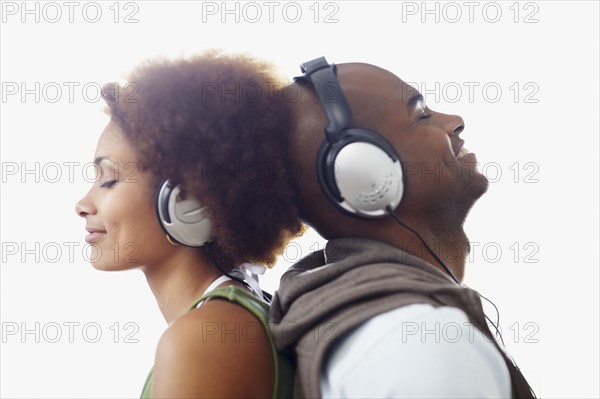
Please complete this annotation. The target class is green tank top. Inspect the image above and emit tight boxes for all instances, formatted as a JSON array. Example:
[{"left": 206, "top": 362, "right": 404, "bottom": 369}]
[{"left": 140, "top": 285, "right": 293, "bottom": 398}]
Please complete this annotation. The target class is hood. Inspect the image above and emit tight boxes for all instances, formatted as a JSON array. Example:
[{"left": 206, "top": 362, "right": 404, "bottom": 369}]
[{"left": 269, "top": 237, "right": 465, "bottom": 351}]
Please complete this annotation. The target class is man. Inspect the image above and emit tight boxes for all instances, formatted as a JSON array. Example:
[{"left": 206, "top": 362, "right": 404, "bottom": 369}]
[{"left": 269, "top": 57, "right": 535, "bottom": 398}]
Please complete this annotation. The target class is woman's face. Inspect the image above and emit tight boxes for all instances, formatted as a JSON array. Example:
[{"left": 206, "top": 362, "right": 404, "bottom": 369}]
[{"left": 75, "top": 121, "right": 175, "bottom": 271}]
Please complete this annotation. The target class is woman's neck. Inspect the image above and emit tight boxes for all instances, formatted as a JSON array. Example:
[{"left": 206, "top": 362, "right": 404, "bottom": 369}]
[{"left": 141, "top": 248, "right": 222, "bottom": 324}]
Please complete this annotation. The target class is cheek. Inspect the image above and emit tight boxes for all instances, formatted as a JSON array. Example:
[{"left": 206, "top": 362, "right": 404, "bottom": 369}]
[
  {"left": 102, "top": 187, "right": 169, "bottom": 265},
  {"left": 132, "top": 207, "right": 171, "bottom": 259},
  {"left": 398, "top": 139, "right": 442, "bottom": 182},
  {"left": 102, "top": 194, "right": 137, "bottom": 242},
  {"left": 415, "top": 133, "right": 455, "bottom": 169},
  {"left": 395, "top": 136, "right": 457, "bottom": 204}
]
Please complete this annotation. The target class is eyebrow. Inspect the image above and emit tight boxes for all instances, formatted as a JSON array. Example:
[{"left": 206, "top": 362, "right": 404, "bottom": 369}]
[
  {"left": 407, "top": 93, "right": 424, "bottom": 112},
  {"left": 94, "top": 156, "right": 115, "bottom": 166}
]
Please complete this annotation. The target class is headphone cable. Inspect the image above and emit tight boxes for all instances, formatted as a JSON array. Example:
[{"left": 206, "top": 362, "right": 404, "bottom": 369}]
[
  {"left": 385, "top": 205, "right": 505, "bottom": 344},
  {"left": 385, "top": 206, "right": 461, "bottom": 285}
]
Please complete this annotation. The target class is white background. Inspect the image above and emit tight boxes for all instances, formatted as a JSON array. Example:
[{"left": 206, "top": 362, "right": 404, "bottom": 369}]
[{"left": 1, "top": 1, "right": 598, "bottom": 397}]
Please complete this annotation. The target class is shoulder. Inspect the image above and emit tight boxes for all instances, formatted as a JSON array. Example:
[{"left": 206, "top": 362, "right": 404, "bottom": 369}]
[
  {"left": 321, "top": 304, "right": 511, "bottom": 398},
  {"left": 152, "top": 294, "right": 274, "bottom": 398}
]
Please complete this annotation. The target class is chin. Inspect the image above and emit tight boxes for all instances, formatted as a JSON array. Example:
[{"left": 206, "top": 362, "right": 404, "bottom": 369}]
[
  {"left": 470, "top": 171, "right": 490, "bottom": 200},
  {"left": 450, "top": 171, "right": 489, "bottom": 220}
]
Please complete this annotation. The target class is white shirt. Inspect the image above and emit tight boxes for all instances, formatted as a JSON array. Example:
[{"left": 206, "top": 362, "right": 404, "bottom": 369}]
[{"left": 320, "top": 304, "right": 511, "bottom": 398}]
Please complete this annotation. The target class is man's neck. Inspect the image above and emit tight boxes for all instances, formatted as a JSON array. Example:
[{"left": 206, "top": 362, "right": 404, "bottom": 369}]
[{"left": 370, "top": 216, "right": 469, "bottom": 283}]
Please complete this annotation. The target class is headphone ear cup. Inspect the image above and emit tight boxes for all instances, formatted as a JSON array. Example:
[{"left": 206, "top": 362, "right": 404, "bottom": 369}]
[
  {"left": 334, "top": 141, "right": 403, "bottom": 217},
  {"left": 156, "top": 180, "right": 212, "bottom": 247},
  {"left": 301, "top": 57, "right": 403, "bottom": 218},
  {"left": 318, "top": 129, "right": 404, "bottom": 218}
]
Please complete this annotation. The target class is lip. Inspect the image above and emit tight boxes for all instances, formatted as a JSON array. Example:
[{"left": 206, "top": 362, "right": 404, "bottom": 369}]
[
  {"left": 459, "top": 152, "right": 478, "bottom": 163},
  {"left": 85, "top": 226, "right": 107, "bottom": 243},
  {"left": 451, "top": 138, "right": 465, "bottom": 157},
  {"left": 85, "top": 232, "right": 106, "bottom": 244},
  {"left": 86, "top": 226, "right": 106, "bottom": 234}
]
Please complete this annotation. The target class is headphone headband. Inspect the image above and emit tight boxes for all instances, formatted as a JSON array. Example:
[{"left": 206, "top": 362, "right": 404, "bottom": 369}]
[{"left": 299, "top": 57, "right": 352, "bottom": 141}]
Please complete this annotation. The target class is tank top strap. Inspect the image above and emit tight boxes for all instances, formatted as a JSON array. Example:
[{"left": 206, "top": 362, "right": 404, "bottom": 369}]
[{"left": 190, "top": 275, "right": 232, "bottom": 309}]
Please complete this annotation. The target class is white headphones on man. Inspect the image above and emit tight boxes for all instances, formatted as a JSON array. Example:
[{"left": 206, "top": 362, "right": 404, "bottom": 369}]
[
  {"left": 298, "top": 56, "right": 404, "bottom": 218},
  {"left": 155, "top": 179, "right": 212, "bottom": 247}
]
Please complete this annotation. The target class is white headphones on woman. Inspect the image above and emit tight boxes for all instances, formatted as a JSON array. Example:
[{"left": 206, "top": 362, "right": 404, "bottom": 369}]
[
  {"left": 155, "top": 179, "right": 212, "bottom": 247},
  {"left": 155, "top": 180, "right": 272, "bottom": 301}
]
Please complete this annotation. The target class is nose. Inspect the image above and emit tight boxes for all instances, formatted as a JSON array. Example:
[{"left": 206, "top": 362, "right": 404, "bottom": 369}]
[
  {"left": 75, "top": 191, "right": 96, "bottom": 218},
  {"left": 441, "top": 113, "right": 465, "bottom": 136}
]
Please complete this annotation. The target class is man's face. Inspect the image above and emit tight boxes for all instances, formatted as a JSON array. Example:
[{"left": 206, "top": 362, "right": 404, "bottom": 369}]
[{"left": 336, "top": 64, "right": 489, "bottom": 217}]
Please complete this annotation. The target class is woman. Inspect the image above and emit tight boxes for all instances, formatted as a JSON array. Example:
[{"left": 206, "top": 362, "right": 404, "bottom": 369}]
[{"left": 75, "top": 51, "right": 300, "bottom": 398}]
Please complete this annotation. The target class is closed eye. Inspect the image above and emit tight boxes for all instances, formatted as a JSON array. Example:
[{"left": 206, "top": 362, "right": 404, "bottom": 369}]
[
  {"left": 418, "top": 107, "right": 431, "bottom": 122},
  {"left": 415, "top": 100, "right": 431, "bottom": 121},
  {"left": 101, "top": 180, "right": 117, "bottom": 189}
]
